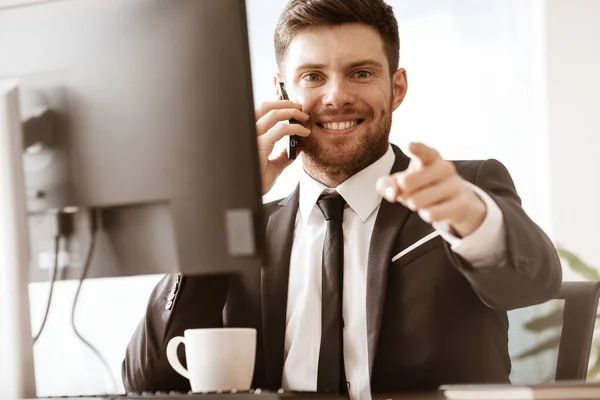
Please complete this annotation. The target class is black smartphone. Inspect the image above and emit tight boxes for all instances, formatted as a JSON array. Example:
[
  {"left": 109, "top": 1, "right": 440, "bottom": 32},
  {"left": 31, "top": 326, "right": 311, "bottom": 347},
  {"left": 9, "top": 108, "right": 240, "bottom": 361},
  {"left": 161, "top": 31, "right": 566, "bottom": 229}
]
[{"left": 277, "top": 81, "right": 301, "bottom": 160}]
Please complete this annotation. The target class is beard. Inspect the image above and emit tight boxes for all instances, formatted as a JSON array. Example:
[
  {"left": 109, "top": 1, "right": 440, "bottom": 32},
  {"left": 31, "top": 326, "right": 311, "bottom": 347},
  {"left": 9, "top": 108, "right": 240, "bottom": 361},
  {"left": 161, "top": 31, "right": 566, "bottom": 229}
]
[{"left": 300, "top": 102, "right": 392, "bottom": 179}]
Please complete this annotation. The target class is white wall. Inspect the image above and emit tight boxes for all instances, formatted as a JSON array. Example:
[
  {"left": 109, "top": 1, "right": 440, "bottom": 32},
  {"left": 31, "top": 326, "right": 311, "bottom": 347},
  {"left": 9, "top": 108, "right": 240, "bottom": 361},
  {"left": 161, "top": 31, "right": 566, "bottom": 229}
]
[
  {"left": 546, "top": 0, "right": 600, "bottom": 275},
  {"left": 29, "top": 275, "right": 161, "bottom": 396}
]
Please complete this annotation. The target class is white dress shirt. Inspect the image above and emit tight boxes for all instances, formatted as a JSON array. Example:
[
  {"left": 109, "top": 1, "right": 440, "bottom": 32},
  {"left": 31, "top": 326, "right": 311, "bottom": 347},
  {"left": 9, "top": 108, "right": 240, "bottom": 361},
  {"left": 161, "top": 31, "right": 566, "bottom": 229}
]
[{"left": 281, "top": 146, "right": 507, "bottom": 400}]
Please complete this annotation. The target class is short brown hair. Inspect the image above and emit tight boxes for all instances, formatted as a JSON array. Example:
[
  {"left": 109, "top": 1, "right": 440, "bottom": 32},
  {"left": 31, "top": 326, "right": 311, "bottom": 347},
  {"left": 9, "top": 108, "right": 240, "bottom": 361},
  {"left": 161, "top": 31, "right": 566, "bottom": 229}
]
[{"left": 274, "top": 0, "right": 400, "bottom": 76}]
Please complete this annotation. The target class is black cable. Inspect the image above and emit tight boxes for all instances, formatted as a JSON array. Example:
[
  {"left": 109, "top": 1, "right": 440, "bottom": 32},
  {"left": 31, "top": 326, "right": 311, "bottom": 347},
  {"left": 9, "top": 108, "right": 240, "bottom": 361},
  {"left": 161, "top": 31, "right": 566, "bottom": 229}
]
[
  {"left": 33, "top": 211, "right": 74, "bottom": 343},
  {"left": 70, "top": 209, "right": 118, "bottom": 393},
  {"left": 33, "top": 234, "right": 61, "bottom": 344}
]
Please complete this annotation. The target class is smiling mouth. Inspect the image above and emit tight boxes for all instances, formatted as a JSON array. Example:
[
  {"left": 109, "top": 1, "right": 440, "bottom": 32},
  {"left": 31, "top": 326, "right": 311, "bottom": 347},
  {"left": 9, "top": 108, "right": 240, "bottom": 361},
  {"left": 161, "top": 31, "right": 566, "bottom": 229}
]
[{"left": 316, "top": 119, "right": 364, "bottom": 131}]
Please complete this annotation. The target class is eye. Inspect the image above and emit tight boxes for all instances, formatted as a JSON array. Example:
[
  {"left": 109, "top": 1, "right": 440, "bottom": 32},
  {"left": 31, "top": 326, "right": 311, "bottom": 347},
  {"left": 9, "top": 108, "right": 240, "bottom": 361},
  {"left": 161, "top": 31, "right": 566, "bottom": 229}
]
[
  {"left": 354, "top": 70, "right": 372, "bottom": 79},
  {"left": 302, "top": 73, "right": 321, "bottom": 82}
]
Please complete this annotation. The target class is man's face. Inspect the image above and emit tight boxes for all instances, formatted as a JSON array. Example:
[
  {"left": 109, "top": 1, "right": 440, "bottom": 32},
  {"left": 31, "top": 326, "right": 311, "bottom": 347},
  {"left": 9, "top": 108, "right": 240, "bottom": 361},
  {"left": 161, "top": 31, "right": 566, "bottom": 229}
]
[{"left": 281, "top": 23, "right": 407, "bottom": 176}]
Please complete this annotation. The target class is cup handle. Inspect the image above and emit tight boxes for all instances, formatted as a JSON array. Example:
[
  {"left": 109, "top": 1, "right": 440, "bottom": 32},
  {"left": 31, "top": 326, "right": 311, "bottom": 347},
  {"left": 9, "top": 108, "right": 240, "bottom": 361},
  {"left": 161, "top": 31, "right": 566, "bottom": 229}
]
[{"left": 166, "top": 336, "right": 189, "bottom": 379}]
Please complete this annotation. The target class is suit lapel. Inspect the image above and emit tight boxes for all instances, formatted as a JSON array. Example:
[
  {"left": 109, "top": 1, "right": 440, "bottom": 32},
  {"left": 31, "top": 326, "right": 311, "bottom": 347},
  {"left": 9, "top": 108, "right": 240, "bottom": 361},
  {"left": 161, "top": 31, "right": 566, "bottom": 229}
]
[
  {"left": 366, "top": 144, "right": 412, "bottom": 375},
  {"left": 261, "top": 186, "right": 299, "bottom": 389}
]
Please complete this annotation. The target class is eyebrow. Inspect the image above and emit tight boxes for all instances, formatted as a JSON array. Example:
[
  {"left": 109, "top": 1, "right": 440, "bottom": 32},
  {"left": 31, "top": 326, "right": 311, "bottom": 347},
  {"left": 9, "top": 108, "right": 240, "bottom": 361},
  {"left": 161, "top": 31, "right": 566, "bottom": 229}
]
[
  {"left": 295, "top": 59, "right": 385, "bottom": 73},
  {"left": 295, "top": 63, "right": 327, "bottom": 72},
  {"left": 347, "top": 59, "right": 385, "bottom": 70}
]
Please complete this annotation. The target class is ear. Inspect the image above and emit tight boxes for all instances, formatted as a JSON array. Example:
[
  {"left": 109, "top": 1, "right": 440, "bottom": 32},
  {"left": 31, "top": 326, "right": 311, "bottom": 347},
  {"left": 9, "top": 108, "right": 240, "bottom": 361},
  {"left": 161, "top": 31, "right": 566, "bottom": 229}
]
[
  {"left": 391, "top": 68, "right": 408, "bottom": 111},
  {"left": 273, "top": 73, "right": 283, "bottom": 98}
]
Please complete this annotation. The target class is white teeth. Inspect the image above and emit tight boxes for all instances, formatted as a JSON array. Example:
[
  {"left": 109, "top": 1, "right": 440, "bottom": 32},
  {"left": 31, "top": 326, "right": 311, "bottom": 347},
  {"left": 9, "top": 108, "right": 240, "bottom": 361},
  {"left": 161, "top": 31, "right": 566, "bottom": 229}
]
[{"left": 323, "top": 120, "right": 358, "bottom": 130}]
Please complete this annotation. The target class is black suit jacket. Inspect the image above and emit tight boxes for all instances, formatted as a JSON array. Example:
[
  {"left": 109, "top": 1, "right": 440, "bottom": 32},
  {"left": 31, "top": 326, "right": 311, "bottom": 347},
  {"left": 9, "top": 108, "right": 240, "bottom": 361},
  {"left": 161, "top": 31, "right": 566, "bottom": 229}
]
[{"left": 122, "top": 144, "right": 562, "bottom": 394}]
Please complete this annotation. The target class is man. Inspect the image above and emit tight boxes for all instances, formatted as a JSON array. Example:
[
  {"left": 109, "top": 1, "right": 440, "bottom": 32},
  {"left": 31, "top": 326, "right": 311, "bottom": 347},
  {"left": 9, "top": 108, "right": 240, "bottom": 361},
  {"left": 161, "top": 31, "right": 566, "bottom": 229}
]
[{"left": 122, "top": 0, "right": 562, "bottom": 398}]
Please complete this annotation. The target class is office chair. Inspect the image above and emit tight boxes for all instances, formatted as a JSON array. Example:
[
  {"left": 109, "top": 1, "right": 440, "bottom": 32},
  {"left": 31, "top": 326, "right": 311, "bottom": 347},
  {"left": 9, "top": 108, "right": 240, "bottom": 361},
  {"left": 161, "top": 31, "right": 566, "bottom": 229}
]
[
  {"left": 509, "top": 281, "right": 600, "bottom": 383},
  {"left": 554, "top": 281, "right": 600, "bottom": 380}
]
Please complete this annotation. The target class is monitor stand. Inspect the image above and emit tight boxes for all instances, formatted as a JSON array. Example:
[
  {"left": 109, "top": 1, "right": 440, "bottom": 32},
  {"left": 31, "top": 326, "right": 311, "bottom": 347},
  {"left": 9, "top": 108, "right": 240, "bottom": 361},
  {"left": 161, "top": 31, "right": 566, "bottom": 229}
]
[{"left": 0, "top": 80, "right": 37, "bottom": 398}]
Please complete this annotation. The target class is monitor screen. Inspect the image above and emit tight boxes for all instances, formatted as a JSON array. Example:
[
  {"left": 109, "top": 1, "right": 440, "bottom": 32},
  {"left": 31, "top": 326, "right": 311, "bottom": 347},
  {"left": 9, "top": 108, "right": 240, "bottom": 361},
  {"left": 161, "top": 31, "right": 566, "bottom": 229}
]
[{"left": 0, "top": 0, "right": 268, "bottom": 280}]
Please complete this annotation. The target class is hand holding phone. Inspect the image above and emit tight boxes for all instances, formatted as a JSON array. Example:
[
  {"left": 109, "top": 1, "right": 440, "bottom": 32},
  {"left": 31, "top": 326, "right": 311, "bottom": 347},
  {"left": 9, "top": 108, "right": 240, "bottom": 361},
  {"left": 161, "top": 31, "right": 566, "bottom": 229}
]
[
  {"left": 277, "top": 82, "right": 302, "bottom": 160},
  {"left": 254, "top": 85, "right": 310, "bottom": 194}
]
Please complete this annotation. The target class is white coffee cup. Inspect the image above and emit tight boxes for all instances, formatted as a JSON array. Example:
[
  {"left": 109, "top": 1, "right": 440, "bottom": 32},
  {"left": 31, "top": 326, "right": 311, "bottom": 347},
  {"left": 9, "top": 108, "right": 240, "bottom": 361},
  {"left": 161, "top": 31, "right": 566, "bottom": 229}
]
[{"left": 166, "top": 328, "right": 257, "bottom": 393}]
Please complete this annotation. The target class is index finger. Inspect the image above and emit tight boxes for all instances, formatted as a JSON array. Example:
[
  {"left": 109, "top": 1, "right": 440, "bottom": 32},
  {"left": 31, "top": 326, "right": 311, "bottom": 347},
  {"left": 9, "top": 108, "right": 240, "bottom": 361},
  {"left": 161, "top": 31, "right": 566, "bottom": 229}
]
[
  {"left": 407, "top": 142, "right": 442, "bottom": 168},
  {"left": 255, "top": 100, "right": 303, "bottom": 121}
]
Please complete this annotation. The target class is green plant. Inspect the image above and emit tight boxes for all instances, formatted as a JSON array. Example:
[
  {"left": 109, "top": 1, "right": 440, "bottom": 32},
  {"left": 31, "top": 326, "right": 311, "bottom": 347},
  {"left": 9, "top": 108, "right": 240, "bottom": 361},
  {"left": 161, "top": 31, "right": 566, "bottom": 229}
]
[{"left": 515, "top": 246, "right": 600, "bottom": 379}]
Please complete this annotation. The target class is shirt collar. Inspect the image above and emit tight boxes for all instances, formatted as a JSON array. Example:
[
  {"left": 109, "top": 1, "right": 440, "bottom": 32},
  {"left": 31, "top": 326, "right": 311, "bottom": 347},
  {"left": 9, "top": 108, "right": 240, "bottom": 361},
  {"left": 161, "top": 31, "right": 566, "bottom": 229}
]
[{"left": 298, "top": 145, "right": 395, "bottom": 223}]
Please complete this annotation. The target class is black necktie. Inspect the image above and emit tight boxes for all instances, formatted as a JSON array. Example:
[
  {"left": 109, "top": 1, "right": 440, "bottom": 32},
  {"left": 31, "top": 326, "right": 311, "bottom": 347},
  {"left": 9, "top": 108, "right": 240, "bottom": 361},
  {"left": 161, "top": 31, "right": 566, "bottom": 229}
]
[{"left": 316, "top": 191, "right": 347, "bottom": 394}]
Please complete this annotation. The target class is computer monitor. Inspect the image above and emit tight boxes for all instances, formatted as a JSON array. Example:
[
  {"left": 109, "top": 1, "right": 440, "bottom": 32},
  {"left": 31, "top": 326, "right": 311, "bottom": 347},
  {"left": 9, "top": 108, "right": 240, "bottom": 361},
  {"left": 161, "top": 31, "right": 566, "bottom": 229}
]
[
  {"left": 1, "top": 0, "right": 267, "bottom": 279},
  {"left": 0, "top": 0, "right": 267, "bottom": 397}
]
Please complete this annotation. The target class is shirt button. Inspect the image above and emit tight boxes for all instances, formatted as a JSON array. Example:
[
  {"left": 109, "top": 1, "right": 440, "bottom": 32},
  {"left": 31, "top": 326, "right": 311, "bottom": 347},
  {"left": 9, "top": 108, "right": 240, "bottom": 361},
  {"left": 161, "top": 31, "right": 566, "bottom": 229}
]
[
  {"left": 165, "top": 300, "right": 173, "bottom": 310},
  {"left": 168, "top": 293, "right": 175, "bottom": 301}
]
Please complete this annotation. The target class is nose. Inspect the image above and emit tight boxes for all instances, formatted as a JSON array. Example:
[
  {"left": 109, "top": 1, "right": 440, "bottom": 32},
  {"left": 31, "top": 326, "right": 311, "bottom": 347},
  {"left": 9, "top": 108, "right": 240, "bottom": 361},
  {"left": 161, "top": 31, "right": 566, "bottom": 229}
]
[{"left": 321, "top": 78, "right": 355, "bottom": 109}]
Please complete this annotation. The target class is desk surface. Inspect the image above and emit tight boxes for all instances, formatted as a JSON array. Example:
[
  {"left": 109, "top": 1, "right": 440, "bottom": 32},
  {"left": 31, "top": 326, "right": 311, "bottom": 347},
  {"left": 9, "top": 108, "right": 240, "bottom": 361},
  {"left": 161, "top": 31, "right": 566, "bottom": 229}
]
[
  {"left": 33, "top": 393, "right": 443, "bottom": 400},
  {"left": 31, "top": 385, "right": 600, "bottom": 400},
  {"left": 34, "top": 395, "right": 443, "bottom": 400},
  {"left": 31, "top": 392, "right": 591, "bottom": 400}
]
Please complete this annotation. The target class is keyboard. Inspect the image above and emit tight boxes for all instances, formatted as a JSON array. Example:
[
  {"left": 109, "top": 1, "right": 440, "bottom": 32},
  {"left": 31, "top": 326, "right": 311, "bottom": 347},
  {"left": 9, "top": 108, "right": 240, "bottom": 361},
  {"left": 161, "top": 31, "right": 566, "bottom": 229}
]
[{"left": 39, "top": 389, "right": 346, "bottom": 400}]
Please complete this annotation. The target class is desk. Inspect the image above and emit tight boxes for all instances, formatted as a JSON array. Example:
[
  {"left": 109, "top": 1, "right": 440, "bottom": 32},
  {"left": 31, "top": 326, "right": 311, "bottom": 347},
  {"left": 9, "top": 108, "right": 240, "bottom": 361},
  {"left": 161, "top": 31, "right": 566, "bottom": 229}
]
[
  {"left": 31, "top": 394, "right": 440, "bottom": 400},
  {"left": 33, "top": 396, "right": 443, "bottom": 400},
  {"left": 30, "top": 392, "right": 590, "bottom": 400}
]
